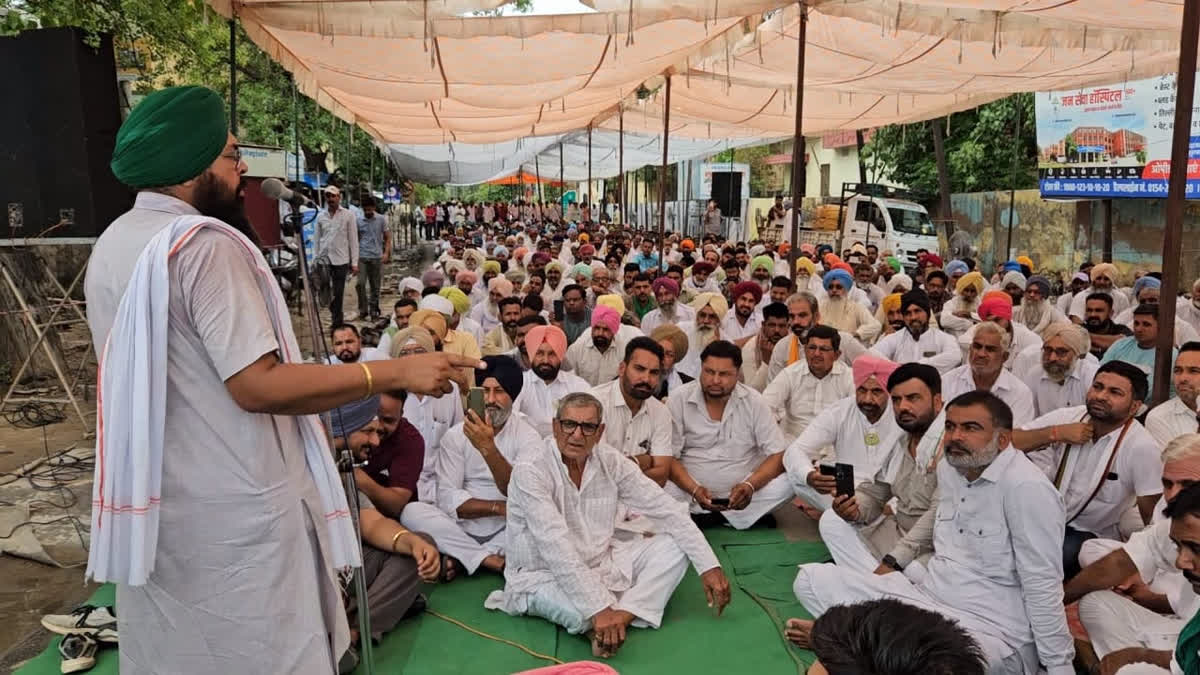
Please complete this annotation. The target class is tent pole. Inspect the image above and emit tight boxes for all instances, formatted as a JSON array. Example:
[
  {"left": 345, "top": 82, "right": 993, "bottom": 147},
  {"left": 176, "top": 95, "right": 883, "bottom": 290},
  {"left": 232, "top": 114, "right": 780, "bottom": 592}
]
[
  {"left": 787, "top": 1, "right": 808, "bottom": 280},
  {"left": 619, "top": 107, "right": 625, "bottom": 227},
  {"left": 1004, "top": 102, "right": 1022, "bottom": 258},
  {"left": 728, "top": 145, "right": 735, "bottom": 237},
  {"left": 1103, "top": 199, "right": 1113, "bottom": 262},
  {"left": 347, "top": 123, "right": 353, "bottom": 190},
  {"left": 1156, "top": 0, "right": 1200, "bottom": 405},
  {"left": 658, "top": 74, "right": 672, "bottom": 267},
  {"left": 535, "top": 154, "right": 543, "bottom": 205},
  {"left": 228, "top": 19, "right": 237, "bottom": 133},
  {"left": 559, "top": 142, "right": 565, "bottom": 208},
  {"left": 587, "top": 125, "right": 593, "bottom": 220}
]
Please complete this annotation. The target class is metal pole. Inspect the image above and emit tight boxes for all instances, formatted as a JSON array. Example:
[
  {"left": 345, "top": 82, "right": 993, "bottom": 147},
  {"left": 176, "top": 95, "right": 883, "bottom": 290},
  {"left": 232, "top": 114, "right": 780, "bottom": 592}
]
[
  {"left": 535, "top": 153, "right": 543, "bottom": 205},
  {"left": 685, "top": 160, "right": 693, "bottom": 236},
  {"left": 228, "top": 19, "right": 237, "bottom": 133},
  {"left": 347, "top": 123, "right": 354, "bottom": 191},
  {"left": 787, "top": 1, "right": 808, "bottom": 279},
  {"left": 1103, "top": 199, "right": 1114, "bottom": 262},
  {"left": 658, "top": 74, "right": 672, "bottom": 267},
  {"left": 587, "top": 125, "right": 593, "bottom": 220},
  {"left": 559, "top": 142, "right": 565, "bottom": 210},
  {"left": 728, "top": 145, "right": 735, "bottom": 239},
  {"left": 1155, "top": 0, "right": 1200, "bottom": 405},
  {"left": 619, "top": 108, "right": 624, "bottom": 227},
  {"left": 1004, "top": 102, "right": 1022, "bottom": 259},
  {"left": 292, "top": 79, "right": 301, "bottom": 185}
]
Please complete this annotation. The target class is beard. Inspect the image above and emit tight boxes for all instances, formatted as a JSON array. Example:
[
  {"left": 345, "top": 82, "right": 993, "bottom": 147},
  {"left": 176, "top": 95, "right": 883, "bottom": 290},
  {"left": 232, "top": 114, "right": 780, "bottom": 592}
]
[
  {"left": 1086, "top": 397, "right": 1126, "bottom": 423},
  {"left": 194, "top": 171, "right": 255, "bottom": 245},
  {"left": 944, "top": 435, "right": 1002, "bottom": 471},
  {"left": 336, "top": 348, "right": 361, "bottom": 363},
  {"left": 592, "top": 334, "right": 612, "bottom": 351},
  {"left": 1021, "top": 298, "right": 1048, "bottom": 330},
  {"left": 757, "top": 278, "right": 770, "bottom": 292},
  {"left": 905, "top": 318, "right": 928, "bottom": 337},
  {"left": 485, "top": 404, "right": 511, "bottom": 428},
  {"left": 1043, "top": 360, "right": 1070, "bottom": 383},
  {"left": 1085, "top": 317, "right": 1105, "bottom": 329},
  {"left": 695, "top": 325, "right": 719, "bottom": 349},
  {"left": 533, "top": 362, "right": 561, "bottom": 381},
  {"left": 888, "top": 319, "right": 905, "bottom": 332},
  {"left": 626, "top": 379, "right": 655, "bottom": 400},
  {"left": 896, "top": 410, "right": 934, "bottom": 434},
  {"left": 857, "top": 401, "right": 884, "bottom": 421}
]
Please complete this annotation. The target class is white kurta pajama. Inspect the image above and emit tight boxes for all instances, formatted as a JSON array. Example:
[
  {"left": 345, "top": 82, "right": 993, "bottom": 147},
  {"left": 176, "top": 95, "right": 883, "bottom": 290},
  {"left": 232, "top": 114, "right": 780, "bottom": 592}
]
[
  {"left": 794, "top": 448, "right": 1077, "bottom": 675},
  {"left": 941, "top": 364, "right": 1037, "bottom": 425},
  {"left": 485, "top": 439, "right": 721, "bottom": 633},
  {"left": 869, "top": 326, "right": 962, "bottom": 374},
  {"left": 666, "top": 381, "right": 794, "bottom": 529},
  {"left": 1013, "top": 346, "right": 1099, "bottom": 418},
  {"left": 514, "top": 369, "right": 592, "bottom": 437},
  {"left": 418, "top": 412, "right": 541, "bottom": 573},
  {"left": 782, "top": 396, "right": 903, "bottom": 509},
  {"left": 762, "top": 360, "right": 854, "bottom": 442},
  {"left": 85, "top": 193, "right": 350, "bottom": 673}
]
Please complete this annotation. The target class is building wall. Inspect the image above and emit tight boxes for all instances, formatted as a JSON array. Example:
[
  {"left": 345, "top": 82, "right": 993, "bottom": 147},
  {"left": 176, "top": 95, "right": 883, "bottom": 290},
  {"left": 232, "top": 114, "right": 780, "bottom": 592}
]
[
  {"left": 762, "top": 136, "right": 874, "bottom": 199},
  {"left": 948, "top": 190, "right": 1200, "bottom": 286}
]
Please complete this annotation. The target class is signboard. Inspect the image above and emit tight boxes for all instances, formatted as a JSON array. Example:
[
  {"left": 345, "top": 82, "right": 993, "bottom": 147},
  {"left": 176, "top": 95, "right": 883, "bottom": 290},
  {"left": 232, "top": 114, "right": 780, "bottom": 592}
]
[
  {"left": 1036, "top": 74, "right": 1200, "bottom": 198},
  {"left": 240, "top": 144, "right": 287, "bottom": 178}
]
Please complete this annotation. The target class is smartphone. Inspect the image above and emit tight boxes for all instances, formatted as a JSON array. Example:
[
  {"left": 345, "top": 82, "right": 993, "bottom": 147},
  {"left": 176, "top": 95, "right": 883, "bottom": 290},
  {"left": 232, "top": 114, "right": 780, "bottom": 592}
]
[
  {"left": 709, "top": 497, "right": 730, "bottom": 507},
  {"left": 553, "top": 299, "right": 564, "bottom": 321},
  {"left": 467, "top": 387, "right": 486, "bottom": 421},
  {"left": 834, "top": 462, "right": 855, "bottom": 497},
  {"left": 818, "top": 464, "right": 837, "bottom": 477}
]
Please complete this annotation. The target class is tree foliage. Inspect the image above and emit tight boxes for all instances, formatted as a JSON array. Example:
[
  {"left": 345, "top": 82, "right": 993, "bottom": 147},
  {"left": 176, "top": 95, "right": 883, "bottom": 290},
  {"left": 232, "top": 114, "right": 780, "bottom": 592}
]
[
  {"left": 861, "top": 94, "right": 1037, "bottom": 197},
  {"left": 2, "top": 0, "right": 529, "bottom": 188}
]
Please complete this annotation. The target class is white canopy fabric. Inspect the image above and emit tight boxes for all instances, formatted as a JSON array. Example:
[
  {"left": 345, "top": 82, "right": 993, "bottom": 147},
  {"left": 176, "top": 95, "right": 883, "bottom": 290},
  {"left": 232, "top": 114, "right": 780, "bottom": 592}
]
[{"left": 210, "top": 0, "right": 1198, "bottom": 181}]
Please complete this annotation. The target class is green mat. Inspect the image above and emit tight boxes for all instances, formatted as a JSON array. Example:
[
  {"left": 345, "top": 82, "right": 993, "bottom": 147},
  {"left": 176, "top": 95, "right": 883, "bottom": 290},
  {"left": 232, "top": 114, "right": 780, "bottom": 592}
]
[{"left": 17, "top": 527, "right": 827, "bottom": 675}]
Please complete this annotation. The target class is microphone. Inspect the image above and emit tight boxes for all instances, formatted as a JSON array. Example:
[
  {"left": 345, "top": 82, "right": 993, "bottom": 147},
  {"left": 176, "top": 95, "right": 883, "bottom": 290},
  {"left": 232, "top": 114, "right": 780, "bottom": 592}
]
[{"left": 261, "top": 177, "right": 311, "bottom": 207}]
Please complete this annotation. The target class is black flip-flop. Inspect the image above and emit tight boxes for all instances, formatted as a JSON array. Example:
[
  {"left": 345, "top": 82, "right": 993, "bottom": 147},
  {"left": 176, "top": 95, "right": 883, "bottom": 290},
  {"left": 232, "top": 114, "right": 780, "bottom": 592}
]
[{"left": 440, "top": 555, "right": 463, "bottom": 583}]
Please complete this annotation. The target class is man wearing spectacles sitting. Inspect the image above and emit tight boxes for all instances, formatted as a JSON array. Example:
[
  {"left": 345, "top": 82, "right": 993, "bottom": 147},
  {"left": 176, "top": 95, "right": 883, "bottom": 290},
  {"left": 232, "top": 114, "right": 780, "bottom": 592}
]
[{"left": 485, "top": 392, "right": 730, "bottom": 659}]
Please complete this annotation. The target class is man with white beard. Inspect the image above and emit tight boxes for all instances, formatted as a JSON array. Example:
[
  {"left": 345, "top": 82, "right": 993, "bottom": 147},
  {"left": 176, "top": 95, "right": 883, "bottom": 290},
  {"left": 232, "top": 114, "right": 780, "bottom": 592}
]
[
  {"left": 1013, "top": 321, "right": 1099, "bottom": 418},
  {"left": 1068, "top": 263, "right": 1131, "bottom": 323},
  {"left": 787, "top": 391, "right": 1075, "bottom": 675},
  {"left": 675, "top": 293, "right": 728, "bottom": 380},
  {"left": 818, "top": 268, "right": 881, "bottom": 344},
  {"left": 1015, "top": 275, "right": 1067, "bottom": 336},
  {"left": 469, "top": 276, "right": 514, "bottom": 334},
  {"left": 640, "top": 277, "right": 695, "bottom": 336},
  {"left": 941, "top": 271, "right": 984, "bottom": 337}
]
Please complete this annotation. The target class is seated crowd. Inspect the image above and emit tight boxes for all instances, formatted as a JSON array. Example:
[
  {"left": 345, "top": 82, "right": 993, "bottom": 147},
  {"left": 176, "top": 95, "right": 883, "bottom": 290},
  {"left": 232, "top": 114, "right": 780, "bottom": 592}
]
[{"left": 325, "top": 218, "right": 1200, "bottom": 675}]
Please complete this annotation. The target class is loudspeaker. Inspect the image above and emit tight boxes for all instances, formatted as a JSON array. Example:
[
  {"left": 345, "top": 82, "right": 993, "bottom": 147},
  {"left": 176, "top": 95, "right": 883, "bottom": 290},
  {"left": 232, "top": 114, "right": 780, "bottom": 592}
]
[
  {"left": 710, "top": 171, "right": 743, "bottom": 218},
  {"left": 0, "top": 27, "right": 130, "bottom": 239}
]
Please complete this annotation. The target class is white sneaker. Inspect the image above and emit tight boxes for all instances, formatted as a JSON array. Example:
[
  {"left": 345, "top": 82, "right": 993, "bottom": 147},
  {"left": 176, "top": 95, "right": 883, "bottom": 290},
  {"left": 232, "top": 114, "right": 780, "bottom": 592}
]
[
  {"left": 58, "top": 633, "right": 97, "bottom": 673},
  {"left": 42, "top": 605, "right": 117, "bottom": 642}
]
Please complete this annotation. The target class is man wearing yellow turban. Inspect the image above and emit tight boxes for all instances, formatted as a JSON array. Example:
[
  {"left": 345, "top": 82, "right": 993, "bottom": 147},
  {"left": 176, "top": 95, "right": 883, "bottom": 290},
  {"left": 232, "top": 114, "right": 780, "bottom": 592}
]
[
  {"left": 1067, "top": 262, "right": 1130, "bottom": 322},
  {"left": 940, "top": 271, "right": 985, "bottom": 337},
  {"left": 87, "top": 86, "right": 477, "bottom": 674}
]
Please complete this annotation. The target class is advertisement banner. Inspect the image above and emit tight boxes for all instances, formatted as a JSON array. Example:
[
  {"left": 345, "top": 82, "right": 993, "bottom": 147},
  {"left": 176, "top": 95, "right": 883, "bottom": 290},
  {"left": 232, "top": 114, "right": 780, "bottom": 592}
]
[{"left": 1036, "top": 74, "right": 1200, "bottom": 199}]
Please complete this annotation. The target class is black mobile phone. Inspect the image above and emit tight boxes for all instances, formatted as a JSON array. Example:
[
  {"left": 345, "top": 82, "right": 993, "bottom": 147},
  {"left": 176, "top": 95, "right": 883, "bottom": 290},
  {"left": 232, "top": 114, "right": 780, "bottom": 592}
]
[
  {"left": 553, "top": 299, "right": 564, "bottom": 321},
  {"left": 818, "top": 464, "right": 837, "bottom": 477},
  {"left": 834, "top": 462, "right": 855, "bottom": 497},
  {"left": 710, "top": 497, "right": 730, "bottom": 507},
  {"left": 467, "top": 387, "right": 486, "bottom": 421}
]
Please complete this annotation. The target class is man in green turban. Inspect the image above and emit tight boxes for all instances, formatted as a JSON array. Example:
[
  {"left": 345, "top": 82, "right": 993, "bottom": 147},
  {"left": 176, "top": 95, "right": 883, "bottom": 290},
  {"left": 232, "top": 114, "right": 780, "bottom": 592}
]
[{"left": 85, "top": 85, "right": 479, "bottom": 674}]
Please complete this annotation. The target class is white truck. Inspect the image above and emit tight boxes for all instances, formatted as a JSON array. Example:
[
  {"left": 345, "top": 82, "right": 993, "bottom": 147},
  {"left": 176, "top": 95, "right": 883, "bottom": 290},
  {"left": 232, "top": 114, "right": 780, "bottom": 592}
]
[{"left": 794, "top": 183, "right": 939, "bottom": 271}]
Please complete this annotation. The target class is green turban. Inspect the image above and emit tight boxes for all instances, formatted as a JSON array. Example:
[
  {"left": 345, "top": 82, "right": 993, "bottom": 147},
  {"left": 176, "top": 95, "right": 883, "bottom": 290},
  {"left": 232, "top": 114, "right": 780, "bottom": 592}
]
[
  {"left": 750, "top": 255, "right": 774, "bottom": 275},
  {"left": 438, "top": 286, "right": 471, "bottom": 316},
  {"left": 110, "top": 86, "right": 228, "bottom": 188},
  {"left": 886, "top": 256, "right": 902, "bottom": 273}
]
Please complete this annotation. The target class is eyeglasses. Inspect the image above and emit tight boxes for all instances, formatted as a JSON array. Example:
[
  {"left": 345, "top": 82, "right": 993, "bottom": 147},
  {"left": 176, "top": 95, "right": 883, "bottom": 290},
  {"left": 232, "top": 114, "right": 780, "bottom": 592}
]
[
  {"left": 558, "top": 419, "right": 600, "bottom": 436},
  {"left": 1042, "top": 346, "right": 1075, "bottom": 359},
  {"left": 805, "top": 344, "right": 835, "bottom": 354},
  {"left": 220, "top": 147, "right": 243, "bottom": 163}
]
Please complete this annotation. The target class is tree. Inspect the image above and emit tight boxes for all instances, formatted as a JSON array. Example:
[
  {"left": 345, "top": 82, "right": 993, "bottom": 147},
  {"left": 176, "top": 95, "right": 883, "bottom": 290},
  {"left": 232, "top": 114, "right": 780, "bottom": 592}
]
[
  {"left": 861, "top": 94, "right": 1037, "bottom": 197},
  {"left": 3, "top": 0, "right": 532, "bottom": 190}
]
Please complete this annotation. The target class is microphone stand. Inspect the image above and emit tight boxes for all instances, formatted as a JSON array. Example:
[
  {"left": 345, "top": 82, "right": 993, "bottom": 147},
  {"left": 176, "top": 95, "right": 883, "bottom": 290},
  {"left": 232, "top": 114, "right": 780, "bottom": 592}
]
[{"left": 288, "top": 206, "right": 376, "bottom": 674}]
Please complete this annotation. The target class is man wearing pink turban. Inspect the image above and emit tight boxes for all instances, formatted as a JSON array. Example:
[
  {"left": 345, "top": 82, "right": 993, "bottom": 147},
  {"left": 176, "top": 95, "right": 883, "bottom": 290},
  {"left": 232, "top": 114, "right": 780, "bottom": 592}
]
[
  {"left": 565, "top": 305, "right": 624, "bottom": 386},
  {"left": 514, "top": 326, "right": 590, "bottom": 436},
  {"left": 784, "top": 353, "right": 904, "bottom": 511},
  {"left": 722, "top": 280, "right": 764, "bottom": 345}
]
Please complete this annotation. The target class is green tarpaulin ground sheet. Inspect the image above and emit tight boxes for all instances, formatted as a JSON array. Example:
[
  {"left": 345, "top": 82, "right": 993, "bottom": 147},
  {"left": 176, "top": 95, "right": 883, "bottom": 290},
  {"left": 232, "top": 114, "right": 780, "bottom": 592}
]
[{"left": 17, "top": 526, "right": 829, "bottom": 675}]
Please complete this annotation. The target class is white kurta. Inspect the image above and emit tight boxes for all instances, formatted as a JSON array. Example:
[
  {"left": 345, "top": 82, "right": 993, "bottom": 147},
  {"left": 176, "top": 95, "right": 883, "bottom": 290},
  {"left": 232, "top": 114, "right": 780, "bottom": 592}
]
[
  {"left": 514, "top": 369, "right": 592, "bottom": 437},
  {"left": 486, "top": 438, "right": 721, "bottom": 631},
  {"left": 640, "top": 303, "right": 695, "bottom": 336},
  {"left": 667, "top": 381, "right": 794, "bottom": 528},
  {"left": 1069, "top": 287, "right": 1131, "bottom": 320},
  {"left": 719, "top": 310, "right": 761, "bottom": 343},
  {"left": 404, "top": 382, "right": 464, "bottom": 504},
  {"left": 766, "top": 332, "right": 867, "bottom": 381},
  {"left": 85, "top": 192, "right": 346, "bottom": 674},
  {"left": 940, "top": 364, "right": 1037, "bottom": 425},
  {"left": 762, "top": 360, "right": 855, "bottom": 442},
  {"left": 565, "top": 334, "right": 625, "bottom": 387},
  {"left": 819, "top": 298, "right": 881, "bottom": 344},
  {"left": 957, "top": 322, "right": 1042, "bottom": 371},
  {"left": 870, "top": 326, "right": 962, "bottom": 374},
  {"left": 794, "top": 448, "right": 1075, "bottom": 675},
  {"left": 939, "top": 297, "right": 979, "bottom": 337},
  {"left": 435, "top": 412, "right": 541, "bottom": 539},
  {"left": 1020, "top": 406, "right": 1163, "bottom": 538},
  {"left": 1014, "top": 348, "right": 1099, "bottom": 418},
  {"left": 739, "top": 335, "right": 773, "bottom": 392},
  {"left": 1145, "top": 396, "right": 1200, "bottom": 448},
  {"left": 782, "top": 396, "right": 903, "bottom": 508},
  {"left": 591, "top": 379, "right": 674, "bottom": 459}
]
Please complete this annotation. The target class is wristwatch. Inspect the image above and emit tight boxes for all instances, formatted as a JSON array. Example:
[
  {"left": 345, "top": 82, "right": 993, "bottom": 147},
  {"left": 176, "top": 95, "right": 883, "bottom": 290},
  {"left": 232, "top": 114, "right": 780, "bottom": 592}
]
[{"left": 880, "top": 554, "right": 904, "bottom": 572}]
